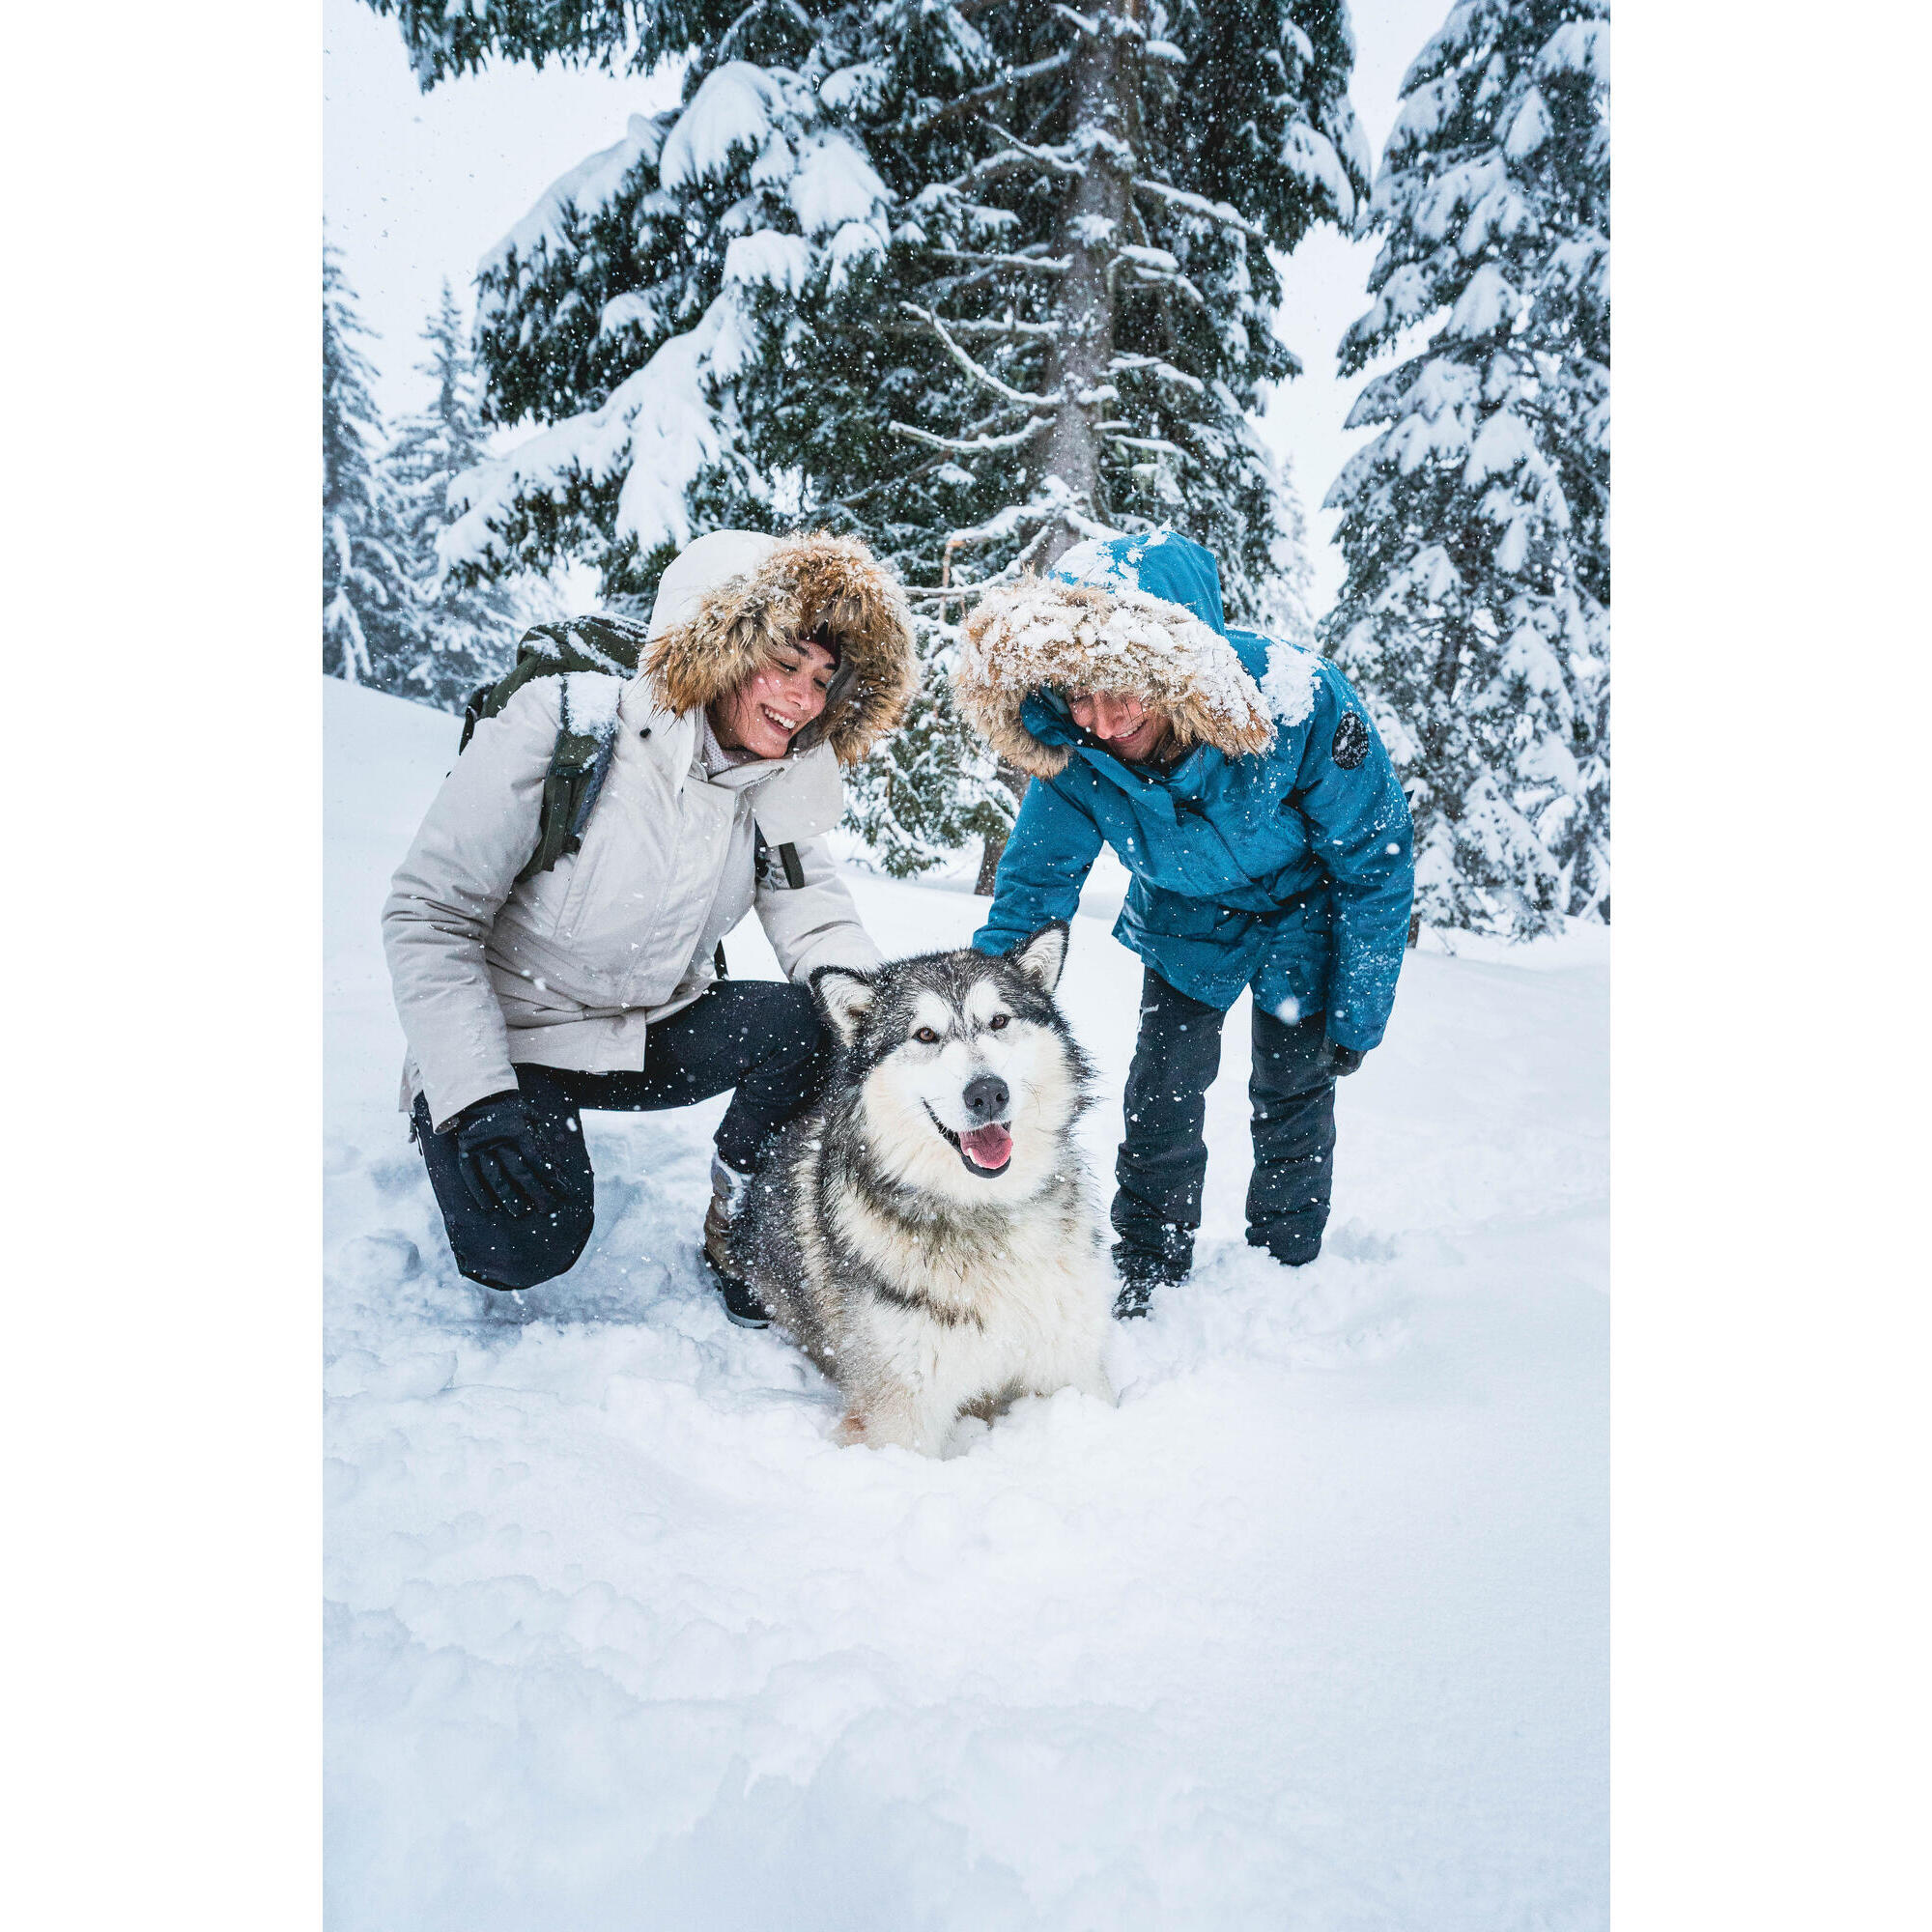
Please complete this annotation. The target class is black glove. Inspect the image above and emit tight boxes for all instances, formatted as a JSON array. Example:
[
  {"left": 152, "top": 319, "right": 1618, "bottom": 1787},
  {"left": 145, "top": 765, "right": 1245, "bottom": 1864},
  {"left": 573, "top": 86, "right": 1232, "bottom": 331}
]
[
  {"left": 453, "top": 1093, "right": 560, "bottom": 1219},
  {"left": 1321, "top": 1039, "right": 1365, "bottom": 1079}
]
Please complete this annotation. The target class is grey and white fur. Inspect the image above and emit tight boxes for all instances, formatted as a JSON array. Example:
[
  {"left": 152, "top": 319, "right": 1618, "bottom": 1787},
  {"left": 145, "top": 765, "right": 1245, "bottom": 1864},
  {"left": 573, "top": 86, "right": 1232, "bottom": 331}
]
[{"left": 728, "top": 923, "right": 1116, "bottom": 1454}]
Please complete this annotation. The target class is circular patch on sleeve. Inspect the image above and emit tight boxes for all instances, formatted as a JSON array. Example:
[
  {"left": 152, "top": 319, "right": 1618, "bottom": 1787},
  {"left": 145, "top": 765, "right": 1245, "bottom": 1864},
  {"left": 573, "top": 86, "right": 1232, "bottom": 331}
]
[{"left": 1331, "top": 711, "right": 1370, "bottom": 770}]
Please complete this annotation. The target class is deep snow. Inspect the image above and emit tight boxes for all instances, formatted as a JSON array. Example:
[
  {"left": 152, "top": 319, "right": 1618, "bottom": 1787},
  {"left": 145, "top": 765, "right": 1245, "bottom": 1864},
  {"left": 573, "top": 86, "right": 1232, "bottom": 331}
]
[{"left": 325, "top": 678, "right": 1607, "bottom": 1930}]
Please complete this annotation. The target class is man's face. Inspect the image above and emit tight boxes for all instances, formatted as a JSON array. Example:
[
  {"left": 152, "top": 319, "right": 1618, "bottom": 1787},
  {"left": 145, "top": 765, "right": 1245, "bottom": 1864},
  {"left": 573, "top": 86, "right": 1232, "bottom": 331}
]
[
  {"left": 1066, "top": 688, "right": 1166, "bottom": 763},
  {"left": 713, "top": 636, "right": 839, "bottom": 758}
]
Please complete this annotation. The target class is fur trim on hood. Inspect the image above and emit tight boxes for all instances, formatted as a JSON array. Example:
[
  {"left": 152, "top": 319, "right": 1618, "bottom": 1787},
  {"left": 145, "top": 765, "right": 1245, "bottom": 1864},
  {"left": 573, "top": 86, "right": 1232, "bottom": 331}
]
[
  {"left": 642, "top": 531, "right": 917, "bottom": 765},
  {"left": 955, "top": 570, "right": 1275, "bottom": 778}
]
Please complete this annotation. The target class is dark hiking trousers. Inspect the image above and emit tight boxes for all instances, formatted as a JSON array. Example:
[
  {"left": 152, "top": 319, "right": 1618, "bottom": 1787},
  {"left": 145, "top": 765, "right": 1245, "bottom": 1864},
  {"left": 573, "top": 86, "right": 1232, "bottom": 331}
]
[
  {"left": 1112, "top": 968, "right": 1337, "bottom": 1282},
  {"left": 412, "top": 979, "right": 830, "bottom": 1292}
]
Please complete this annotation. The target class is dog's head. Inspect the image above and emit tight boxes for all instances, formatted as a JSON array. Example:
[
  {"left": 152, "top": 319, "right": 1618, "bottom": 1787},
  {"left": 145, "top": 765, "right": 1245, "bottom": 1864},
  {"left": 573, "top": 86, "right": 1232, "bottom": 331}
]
[{"left": 810, "top": 924, "right": 1090, "bottom": 1205}]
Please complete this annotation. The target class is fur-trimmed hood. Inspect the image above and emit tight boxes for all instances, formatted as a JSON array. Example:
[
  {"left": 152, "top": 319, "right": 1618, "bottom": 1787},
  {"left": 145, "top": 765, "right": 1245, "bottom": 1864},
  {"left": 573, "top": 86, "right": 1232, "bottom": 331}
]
[
  {"left": 954, "top": 530, "right": 1275, "bottom": 778},
  {"left": 642, "top": 529, "right": 917, "bottom": 765}
]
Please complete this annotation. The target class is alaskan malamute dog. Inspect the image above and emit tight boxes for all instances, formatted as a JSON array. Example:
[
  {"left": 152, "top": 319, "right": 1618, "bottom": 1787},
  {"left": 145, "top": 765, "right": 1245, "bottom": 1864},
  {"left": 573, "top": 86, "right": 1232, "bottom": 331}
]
[{"left": 729, "top": 923, "right": 1116, "bottom": 1454}]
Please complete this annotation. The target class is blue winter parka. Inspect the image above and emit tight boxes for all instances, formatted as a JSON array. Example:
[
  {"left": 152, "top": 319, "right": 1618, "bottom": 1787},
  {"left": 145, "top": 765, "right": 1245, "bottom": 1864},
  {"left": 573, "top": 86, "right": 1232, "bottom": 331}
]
[{"left": 965, "top": 531, "right": 1415, "bottom": 1053}]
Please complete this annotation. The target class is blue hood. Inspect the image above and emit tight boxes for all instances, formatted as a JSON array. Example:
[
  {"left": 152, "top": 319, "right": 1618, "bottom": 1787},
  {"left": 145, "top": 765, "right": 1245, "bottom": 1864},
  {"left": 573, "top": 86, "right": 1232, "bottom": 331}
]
[
  {"left": 1047, "top": 528, "right": 1229, "bottom": 634},
  {"left": 955, "top": 527, "right": 1278, "bottom": 780}
]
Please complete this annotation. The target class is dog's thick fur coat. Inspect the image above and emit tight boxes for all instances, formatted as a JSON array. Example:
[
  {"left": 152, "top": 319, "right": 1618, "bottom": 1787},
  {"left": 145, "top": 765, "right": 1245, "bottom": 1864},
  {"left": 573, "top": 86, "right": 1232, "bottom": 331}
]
[{"left": 729, "top": 925, "right": 1116, "bottom": 1454}]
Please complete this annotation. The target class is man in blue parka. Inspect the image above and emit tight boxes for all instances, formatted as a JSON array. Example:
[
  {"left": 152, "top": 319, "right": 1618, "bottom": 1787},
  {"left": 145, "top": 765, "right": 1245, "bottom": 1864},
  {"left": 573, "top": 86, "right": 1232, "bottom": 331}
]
[{"left": 955, "top": 529, "right": 1414, "bottom": 1314}]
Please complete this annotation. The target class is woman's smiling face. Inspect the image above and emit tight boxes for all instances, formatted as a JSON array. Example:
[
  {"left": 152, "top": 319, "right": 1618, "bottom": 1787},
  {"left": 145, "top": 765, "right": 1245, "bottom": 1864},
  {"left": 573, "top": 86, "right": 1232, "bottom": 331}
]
[{"left": 710, "top": 634, "right": 840, "bottom": 758}]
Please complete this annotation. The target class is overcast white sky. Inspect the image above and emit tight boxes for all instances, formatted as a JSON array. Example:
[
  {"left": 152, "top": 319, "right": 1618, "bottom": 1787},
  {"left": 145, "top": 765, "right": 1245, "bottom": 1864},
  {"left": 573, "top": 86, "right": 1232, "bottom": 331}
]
[{"left": 324, "top": 0, "right": 1445, "bottom": 614}]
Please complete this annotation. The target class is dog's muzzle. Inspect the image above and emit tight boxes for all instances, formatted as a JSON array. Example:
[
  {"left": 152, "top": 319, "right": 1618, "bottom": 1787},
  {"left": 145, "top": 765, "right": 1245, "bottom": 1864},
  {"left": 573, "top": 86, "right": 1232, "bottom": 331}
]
[{"left": 923, "top": 1079, "right": 1014, "bottom": 1177}]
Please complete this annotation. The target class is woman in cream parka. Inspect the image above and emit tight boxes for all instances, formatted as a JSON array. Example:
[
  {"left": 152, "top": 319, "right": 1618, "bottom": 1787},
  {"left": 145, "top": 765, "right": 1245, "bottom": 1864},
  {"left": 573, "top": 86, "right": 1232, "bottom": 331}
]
[{"left": 383, "top": 528, "right": 915, "bottom": 1319}]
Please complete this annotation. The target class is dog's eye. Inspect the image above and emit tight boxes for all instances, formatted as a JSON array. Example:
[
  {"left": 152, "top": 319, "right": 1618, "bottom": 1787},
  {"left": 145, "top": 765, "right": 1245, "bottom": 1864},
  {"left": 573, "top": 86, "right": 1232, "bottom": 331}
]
[
  {"left": 986, "top": 1013, "right": 1009, "bottom": 1031},
  {"left": 914, "top": 1026, "right": 940, "bottom": 1044}
]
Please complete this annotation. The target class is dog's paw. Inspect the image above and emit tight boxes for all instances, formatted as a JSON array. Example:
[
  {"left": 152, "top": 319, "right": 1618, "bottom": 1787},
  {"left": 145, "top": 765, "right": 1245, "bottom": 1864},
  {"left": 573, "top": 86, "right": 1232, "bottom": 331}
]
[{"left": 833, "top": 1412, "right": 868, "bottom": 1446}]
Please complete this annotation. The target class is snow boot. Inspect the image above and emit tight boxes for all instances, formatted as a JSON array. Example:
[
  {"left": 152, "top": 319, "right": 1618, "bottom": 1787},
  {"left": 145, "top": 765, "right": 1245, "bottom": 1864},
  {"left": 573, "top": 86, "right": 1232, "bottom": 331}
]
[
  {"left": 703, "top": 1152, "right": 769, "bottom": 1328},
  {"left": 1112, "top": 1240, "right": 1190, "bottom": 1321}
]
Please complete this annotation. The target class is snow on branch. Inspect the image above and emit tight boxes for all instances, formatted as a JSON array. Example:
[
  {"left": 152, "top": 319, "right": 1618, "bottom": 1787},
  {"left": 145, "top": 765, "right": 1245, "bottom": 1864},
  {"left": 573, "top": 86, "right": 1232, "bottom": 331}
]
[
  {"left": 910, "top": 522, "right": 1060, "bottom": 612},
  {"left": 910, "top": 50, "right": 1073, "bottom": 131},
  {"left": 1119, "top": 260, "right": 1207, "bottom": 308},
  {"left": 1107, "top": 352, "right": 1206, "bottom": 395},
  {"left": 1129, "top": 176, "right": 1266, "bottom": 242},
  {"left": 718, "top": 0, "right": 812, "bottom": 60},
  {"left": 940, "top": 132, "right": 1086, "bottom": 196},
  {"left": 1106, "top": 242, "right": 1179, "bottom": 297},
  {"left": 905, "top": 482, "right": 1124, "bottom": 599},
  {"left": 480, "top": 113, "right": 669, "bottom": 285},
  {"left": 900, "top": 302, "right": 1061, "bottom": 408},
  {"left": 889, "top": 314, "right": 1062, "bottom": 341},
  {"left": 926, "top": 247, "right": 1071, "bottom": 275},
  {"left": 661, "top": 64, "right": 792, "bottom": 192},
  {"left": 1099, "top": 428, "right": 1189, "bottom": 458},
  {"left": 889, "top": 414, "right": 1055, "bottom": 456},
  {"left": 441, "top": 291, "right": 754, "bottom": 572}
]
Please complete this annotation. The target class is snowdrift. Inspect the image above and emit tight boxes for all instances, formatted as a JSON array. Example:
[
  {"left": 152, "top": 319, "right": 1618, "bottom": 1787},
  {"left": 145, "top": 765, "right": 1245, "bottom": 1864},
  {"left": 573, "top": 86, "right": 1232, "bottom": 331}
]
[{"left": 325, "top": 678, "right": 1607, "bottom": 1930}]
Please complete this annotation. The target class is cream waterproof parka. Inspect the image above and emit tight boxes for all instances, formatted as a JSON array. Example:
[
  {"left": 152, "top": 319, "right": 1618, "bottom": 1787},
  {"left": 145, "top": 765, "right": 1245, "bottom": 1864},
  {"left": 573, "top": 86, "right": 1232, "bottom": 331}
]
[{"left": 383, "top": 531, "right": 917, "bottom": 1130}]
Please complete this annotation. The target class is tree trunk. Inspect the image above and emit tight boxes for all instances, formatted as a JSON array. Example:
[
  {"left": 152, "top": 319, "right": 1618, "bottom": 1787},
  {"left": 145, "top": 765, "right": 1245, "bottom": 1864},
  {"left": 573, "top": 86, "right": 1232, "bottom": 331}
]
[
  {"left": 1038, "top": 5, "right": 1140, "bottom": 564},
  {"left": 980, "top": 8, "right": 1139, "bottom": 886},
  {"left": 975, "top": 757, "right": 1032, "bottom": 895},
  {"left": 975, "top": 829, "right": 1008, "bottom": 895}
]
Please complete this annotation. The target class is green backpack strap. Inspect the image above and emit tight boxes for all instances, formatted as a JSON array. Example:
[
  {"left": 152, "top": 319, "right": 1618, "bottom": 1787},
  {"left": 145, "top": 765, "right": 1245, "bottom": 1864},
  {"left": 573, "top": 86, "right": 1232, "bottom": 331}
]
[
  {"left": 451, "top": 613, "right": 643, "bottom": 882},
  {"left": 515, "top": 673, "right": 623, "bottom": 884}
]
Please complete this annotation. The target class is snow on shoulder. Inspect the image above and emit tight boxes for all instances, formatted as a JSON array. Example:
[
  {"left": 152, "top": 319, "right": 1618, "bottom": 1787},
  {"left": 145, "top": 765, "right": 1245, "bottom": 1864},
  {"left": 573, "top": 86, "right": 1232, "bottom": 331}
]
[
  {"left": 1261, "top": 639, "right": 1321, "bottom": 728},
  {"left": 558, "top": 671, "right": 623, "bottom": 742}
]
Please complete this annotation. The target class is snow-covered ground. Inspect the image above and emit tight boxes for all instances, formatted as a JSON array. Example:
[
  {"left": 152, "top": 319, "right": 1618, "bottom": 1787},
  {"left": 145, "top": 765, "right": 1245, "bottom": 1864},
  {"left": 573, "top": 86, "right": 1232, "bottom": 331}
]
[{"left": 325, "top": 679, "right": 1607, "bottom": 1930}]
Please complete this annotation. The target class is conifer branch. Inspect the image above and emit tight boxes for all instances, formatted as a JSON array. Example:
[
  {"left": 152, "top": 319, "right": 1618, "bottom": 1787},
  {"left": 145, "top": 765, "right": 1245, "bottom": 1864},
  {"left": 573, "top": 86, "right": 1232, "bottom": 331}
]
[
  {"left": 1129, "top": 177, "right": 1267, "bottom": 242},
  {"left": 1121, "top": 264, "right": 1207, "bottom": 308},
  {"left": 904, "top": 521, "right": 1059, "bottom": 607},
  {"left": 926, "top": 247, "right": 1071, "bottom": 276},
  {"left": 884, "top": 316, "right": 1061, "bottom": 342},
  {"left": 889, "top": 415, "right": 1056, "bottom": 455},
  {"left": 911, "top": 51, "right": 1073, "bottom": 131},
  {"left": 1107, "top": 353, "right": 1206, "bottom": 394},
  {"left": 1099, "top": 429, "right": 1189, "bottom": 457},
  {"left": 940, "top": 133, "right": 1086, "bottom": 196},
  {"left": 900, "top": 303, "right": 1063, "bottom": 408},
  {"left": 719, "top": 0, "right": 812, "bottom": 59}
]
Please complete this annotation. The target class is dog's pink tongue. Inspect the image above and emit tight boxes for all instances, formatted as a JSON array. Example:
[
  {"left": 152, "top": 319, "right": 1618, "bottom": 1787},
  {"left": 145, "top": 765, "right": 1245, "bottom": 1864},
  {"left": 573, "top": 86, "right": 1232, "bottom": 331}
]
[{"left": 960, "top": 1122, "right": 1013, "bottom": 1169}]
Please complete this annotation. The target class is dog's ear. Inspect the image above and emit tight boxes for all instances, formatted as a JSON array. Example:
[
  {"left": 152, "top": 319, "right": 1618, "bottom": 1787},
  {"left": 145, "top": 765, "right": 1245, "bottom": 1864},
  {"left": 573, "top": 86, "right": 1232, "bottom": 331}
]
[
  {"left": 811, "top": 965, "right": 877, "bottom": 1045},
  {"left": 1009, "top": 922, "right": 1069, "bottom": 996}
]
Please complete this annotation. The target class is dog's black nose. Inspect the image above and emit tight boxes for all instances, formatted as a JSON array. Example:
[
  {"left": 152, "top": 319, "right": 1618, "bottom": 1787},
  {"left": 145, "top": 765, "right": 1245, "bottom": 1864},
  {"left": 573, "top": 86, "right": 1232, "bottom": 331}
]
[{"left": 962, "top": 1073, "right": 1009, "bottom": 1122}]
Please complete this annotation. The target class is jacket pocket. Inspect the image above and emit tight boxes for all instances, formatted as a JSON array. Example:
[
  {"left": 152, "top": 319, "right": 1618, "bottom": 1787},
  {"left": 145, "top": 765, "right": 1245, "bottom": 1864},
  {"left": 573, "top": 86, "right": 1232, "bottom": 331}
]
[{"left": 1124, "top": 881, "right": 1252, "bottom": 944}]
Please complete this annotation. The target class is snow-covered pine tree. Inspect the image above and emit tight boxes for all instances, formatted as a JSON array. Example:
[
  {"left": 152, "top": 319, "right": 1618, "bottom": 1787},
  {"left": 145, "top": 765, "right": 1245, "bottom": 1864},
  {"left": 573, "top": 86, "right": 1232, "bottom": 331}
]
[
  {"left": 372, "top": 2, "right": 1365, "bottom": 877},
  {"left": 324, "top": 238, "right": 418, "bottom": 685},
  {"left": 1320, "top": 0, "right": 1607, "bottom": 940},
  {"left": 385, "top": 281, "right": 526, "bottom": 709}
]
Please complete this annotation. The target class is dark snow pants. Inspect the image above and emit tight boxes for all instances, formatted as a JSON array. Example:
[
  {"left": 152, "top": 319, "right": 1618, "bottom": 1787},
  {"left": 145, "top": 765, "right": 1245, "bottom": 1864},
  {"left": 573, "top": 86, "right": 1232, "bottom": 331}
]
[
  {"left": 412, "top": 980, "right": 830, "bottom": 1292},
  {"left": 1112, "top": 968, "right": 1337, "bottom": 1282}
]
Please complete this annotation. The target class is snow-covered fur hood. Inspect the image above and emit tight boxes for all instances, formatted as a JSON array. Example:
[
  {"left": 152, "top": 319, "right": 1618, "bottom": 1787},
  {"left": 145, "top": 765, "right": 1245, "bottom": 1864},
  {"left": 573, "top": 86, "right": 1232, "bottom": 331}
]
[
  {"left": 643, "top": 529, "right": 917, "bottom": 765},
  {"left": 955, "top": 531, "right": 1274, "bottom": 778}
]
